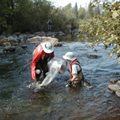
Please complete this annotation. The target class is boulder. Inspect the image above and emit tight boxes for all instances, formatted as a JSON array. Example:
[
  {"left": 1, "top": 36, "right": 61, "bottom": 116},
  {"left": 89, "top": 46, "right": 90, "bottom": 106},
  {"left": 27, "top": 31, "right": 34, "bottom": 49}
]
[
  {"left": 110, "top": 79, "right": 117, "bottom": 84},
  {"left": 7, "top": 36, "right": 17, "bottom": 42},
  {"left": 20, "top": 43, "right": 27, "bottom": 48},
  {"left": 107, "top": 90, "right": 114, "bottom": 94},
  {"left": 28, "top": 34, "right": 35, "bottom": 38},
  {"left": 108, "top": 84, "right": 120, "bottom": 92},
  {"left": 56, "top": 31, "right": 65, "bottom": 36},
  {"left": 34, "top": 31, "right": 45, "bottom": 36},
  {"left": 27, "top": 36, "right": 43, "bottom": 43},
  {"left": 0, "top": 35, "right": 6, "bottom": 40},
  {"left": 87, "top": 54, "right": 98, "bottom": 58},
  {"left": 46, "top": 31, "right": 56, "bottom": 36},
  {"left": 0, "top": 39, "right": 17, "bottom": 47},
  {"left": 115, "top": 90, "right": 120, "bottom": 97},
  {"left": 42, "top": 37, "right": 62, "bottom": 47},
  {"left": 0, "top": 47, "right": 3, "bottom": 53},
  {"left": 72, "top": 29, "right": 80, "bottom": 35},
  {"left": 117, "top": 81, "right": 120, "bottom": 85},
  {"left": 3, "top": 46, "right": 16, "bottom": 52}
]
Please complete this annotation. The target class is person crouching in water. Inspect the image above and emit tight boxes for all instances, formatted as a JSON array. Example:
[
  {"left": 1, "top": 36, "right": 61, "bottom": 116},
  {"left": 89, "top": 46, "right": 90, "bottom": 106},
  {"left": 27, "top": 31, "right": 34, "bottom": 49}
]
[
  {"left": 63, "top": 52, "right": 84, "bottom": 87},
  {"left": 31, "top": 42, "right": 54, "bottom": 82}
]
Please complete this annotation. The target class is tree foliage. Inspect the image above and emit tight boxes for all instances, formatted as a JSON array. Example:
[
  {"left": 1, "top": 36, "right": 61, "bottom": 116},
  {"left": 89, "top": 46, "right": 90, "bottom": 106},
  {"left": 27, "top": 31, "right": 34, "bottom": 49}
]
[
  {"left": 0, "top": 0, "right": 112, "bottom": 35},
  {"left": 78, "top": 0, "right": 120, "bottom": 62}
]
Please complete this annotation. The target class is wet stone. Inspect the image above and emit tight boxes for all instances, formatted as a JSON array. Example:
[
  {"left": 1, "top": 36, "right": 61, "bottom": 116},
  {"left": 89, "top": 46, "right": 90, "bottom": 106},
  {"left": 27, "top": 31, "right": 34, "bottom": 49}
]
[
  {"left": 110, "top": 79, "right": 117, "bottom": 84},
  {"left": 107, "top": 90, "right": 114, "bottom": 94},
  {"left": 87, "top": 54, "right": 98, "bottom": 58},
  {"left": 115, "top": 90, "right": 120, "bottom": 97},
  {"left": 3, "top": 46, "right": 16, "bottom": 52},
  {"left": 108, "top": 84, "right": 120, "bottom": 92},
  {"left": 117, "top": 81, "right": 120, "bottom": 85}
]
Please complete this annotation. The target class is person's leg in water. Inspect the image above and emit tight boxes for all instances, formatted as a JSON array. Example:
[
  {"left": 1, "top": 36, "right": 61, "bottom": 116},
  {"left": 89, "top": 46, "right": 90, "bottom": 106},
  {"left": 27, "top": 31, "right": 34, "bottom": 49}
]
[
  {"left": 66, "top": 71, "right": 84, "bottom": 87},
  {"left": 72, "top": 71, "right": 84, "bottom": 87},
  {"left": 41, "top": 58, "right": 49, "bottom": 79}
]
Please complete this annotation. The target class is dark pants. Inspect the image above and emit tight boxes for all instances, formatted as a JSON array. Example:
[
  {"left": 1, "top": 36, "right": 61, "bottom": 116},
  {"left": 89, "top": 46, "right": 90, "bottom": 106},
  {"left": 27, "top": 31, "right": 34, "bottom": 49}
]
[{"left": 35, "top": 58, "right": 49, "bottom": 81}]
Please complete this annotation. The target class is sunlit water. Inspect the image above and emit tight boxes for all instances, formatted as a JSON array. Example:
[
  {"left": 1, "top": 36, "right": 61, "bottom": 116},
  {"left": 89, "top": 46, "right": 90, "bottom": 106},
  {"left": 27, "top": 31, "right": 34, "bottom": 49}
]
[{"left": 0, "top": 36, "right": 120, "bottom": 120}]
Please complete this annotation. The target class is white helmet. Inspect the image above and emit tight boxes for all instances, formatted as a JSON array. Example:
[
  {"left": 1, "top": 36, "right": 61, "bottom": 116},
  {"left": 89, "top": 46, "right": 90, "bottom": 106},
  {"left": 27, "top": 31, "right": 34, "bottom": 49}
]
[
  {"left": 41, "top": 42, "right": 54, "bottom": 53},
  {"left": 63, "top": 52, "right": 76, "bottom": 61}
]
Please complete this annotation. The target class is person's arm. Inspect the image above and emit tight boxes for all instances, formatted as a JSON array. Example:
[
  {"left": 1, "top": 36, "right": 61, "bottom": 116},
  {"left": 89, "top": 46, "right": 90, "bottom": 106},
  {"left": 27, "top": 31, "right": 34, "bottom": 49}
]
[
  {"left": 31, "top": 45, "right": 42, "bottom": 81},
  {"left": 71, "top": 74, "right": 78, "bottom": 81}
]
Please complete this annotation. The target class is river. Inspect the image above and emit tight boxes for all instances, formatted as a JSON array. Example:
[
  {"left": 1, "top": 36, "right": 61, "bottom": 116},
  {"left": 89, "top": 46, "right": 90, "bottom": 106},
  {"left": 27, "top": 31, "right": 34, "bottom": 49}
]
[{"left": 0, "top": 35, "right": 120, "bottom": 120}]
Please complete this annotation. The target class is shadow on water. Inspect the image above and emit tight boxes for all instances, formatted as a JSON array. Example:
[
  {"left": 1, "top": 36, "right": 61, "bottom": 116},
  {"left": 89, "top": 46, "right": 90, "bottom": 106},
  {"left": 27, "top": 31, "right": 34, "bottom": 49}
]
[{"left": 0, "top": 35, "right": 120, "bottom": 120}]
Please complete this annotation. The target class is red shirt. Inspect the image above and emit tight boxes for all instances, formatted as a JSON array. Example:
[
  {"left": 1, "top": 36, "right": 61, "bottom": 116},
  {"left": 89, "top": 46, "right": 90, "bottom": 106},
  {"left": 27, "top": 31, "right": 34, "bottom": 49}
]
[
  {"left": 31, "top": 44, "right": 54, "bottom": 80},
  {"left": 69, "top": 59, "right": 79, "bottom": 79}
]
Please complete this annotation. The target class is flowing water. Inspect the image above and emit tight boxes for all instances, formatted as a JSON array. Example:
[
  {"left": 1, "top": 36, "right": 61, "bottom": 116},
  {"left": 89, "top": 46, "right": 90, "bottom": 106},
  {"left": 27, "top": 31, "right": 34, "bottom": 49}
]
[{"left": 0, "top": 36, "right": 120, "bottom": 120}]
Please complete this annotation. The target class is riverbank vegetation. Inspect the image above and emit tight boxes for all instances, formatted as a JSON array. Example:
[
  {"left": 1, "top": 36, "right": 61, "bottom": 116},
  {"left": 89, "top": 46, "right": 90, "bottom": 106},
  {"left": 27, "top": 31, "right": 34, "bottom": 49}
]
[
  {"left": 78, "top": 0, "right": 120, "bottom": 62},
  {"left": 0, "top": 0, "right": 120, "bottom": 60},
  {"left": 0, "top": 0, "right": 105, "bottom": 34}
]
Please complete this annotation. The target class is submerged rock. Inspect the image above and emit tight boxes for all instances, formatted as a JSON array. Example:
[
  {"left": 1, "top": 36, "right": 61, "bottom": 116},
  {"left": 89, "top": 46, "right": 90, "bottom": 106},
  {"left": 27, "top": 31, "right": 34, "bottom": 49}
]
[{"left": 87, "top": 54, "right": 98, "bottom": 58}]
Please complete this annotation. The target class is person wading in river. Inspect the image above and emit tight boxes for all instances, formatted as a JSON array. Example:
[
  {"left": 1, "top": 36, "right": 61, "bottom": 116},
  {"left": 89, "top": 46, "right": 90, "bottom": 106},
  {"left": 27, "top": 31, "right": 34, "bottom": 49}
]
[
  {"left": 63, "top": 52, "right": 84, "bottom": 87},
  {"left": 31, "top": 42, "right": 54, "bottom": 82}
]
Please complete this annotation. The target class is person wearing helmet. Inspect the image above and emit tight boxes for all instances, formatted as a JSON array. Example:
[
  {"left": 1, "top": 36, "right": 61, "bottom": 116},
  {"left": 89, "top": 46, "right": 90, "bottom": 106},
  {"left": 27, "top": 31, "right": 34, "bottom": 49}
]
[
  {"left": 31, "top": 42, "right": 54, "bottom": 82},
  {"left": 63, "top": 52, "right": 84, "bottom": 87}
]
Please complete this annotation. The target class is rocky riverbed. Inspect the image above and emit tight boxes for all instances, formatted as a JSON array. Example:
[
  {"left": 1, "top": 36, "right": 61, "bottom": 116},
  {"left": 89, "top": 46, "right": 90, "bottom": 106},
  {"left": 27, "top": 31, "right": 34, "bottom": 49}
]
[{"left": 0, "top": 34, "right": 120, "bottom": 120}]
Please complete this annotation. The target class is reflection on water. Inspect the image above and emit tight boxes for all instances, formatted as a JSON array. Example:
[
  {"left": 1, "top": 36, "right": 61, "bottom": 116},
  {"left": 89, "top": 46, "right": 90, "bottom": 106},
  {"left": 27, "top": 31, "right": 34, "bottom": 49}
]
[
  {"left": 0, "top": 36, "right": 120, "bottom": 120},
  {"left": 56, "top": 34, "right": 87, "bottom": 43}
]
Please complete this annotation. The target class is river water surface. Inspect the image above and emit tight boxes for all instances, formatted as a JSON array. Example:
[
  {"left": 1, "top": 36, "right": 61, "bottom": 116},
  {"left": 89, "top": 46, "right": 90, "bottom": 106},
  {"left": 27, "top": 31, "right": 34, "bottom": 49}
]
[{"left": 0, "top": 36, "right": 120, "bottom": 120}]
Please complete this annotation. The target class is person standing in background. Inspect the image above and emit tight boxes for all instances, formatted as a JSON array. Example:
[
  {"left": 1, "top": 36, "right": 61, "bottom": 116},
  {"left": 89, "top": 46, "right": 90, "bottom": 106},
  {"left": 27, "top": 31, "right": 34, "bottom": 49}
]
[{"left": 47, "top": 19, "right": 52, "bottom": 30}]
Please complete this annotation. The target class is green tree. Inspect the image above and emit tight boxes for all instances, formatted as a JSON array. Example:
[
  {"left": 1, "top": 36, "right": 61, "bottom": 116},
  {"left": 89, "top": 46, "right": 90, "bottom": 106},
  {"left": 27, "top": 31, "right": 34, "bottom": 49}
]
[
  {"left": 87, "top": 2, "right": 94, "bottom": 18},
  {"left": 93, "top": 3, "right": 101, "bottom": 15},
  {"left": 74, "top": 2, "right": 78, "bottom": 18},
  {"left": 0, "top": 0, "right": 14, "bottom": 33},
  {"left": 61, "top": 3, "right": 79, "bottom": 30},
  {"left": 78, "top": 0, "right": 120, "bottom": 62},
  {"left": 78, "top": 6, "right": 86, "bottom": 19},
  {"left": 0, "top": 0, "right": 86, "bottom": 34}
]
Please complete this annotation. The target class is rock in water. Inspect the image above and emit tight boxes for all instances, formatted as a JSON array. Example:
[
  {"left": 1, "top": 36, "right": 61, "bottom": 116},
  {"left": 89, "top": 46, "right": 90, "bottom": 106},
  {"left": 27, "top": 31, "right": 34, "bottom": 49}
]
[
  {"left": 107, "top": 90, "right": 114, "bottom": 94},
  {"left": 117, "top": 81, "right": 120, "bottom": 85},
  {"left": 115, "top": 90, "right": 120, "bottom": 97},
  {"left": 110, "top": 79, "right": 117, "bottom": 84},
  {"left": 108, "top": 84, "right": 120, "bottom": 92}
]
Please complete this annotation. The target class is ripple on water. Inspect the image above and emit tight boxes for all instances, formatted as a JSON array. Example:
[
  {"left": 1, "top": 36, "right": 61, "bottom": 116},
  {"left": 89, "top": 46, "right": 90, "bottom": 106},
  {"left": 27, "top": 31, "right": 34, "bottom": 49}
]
[{"left": 0, "top": 42, "right": 120, "bottom": 120}]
